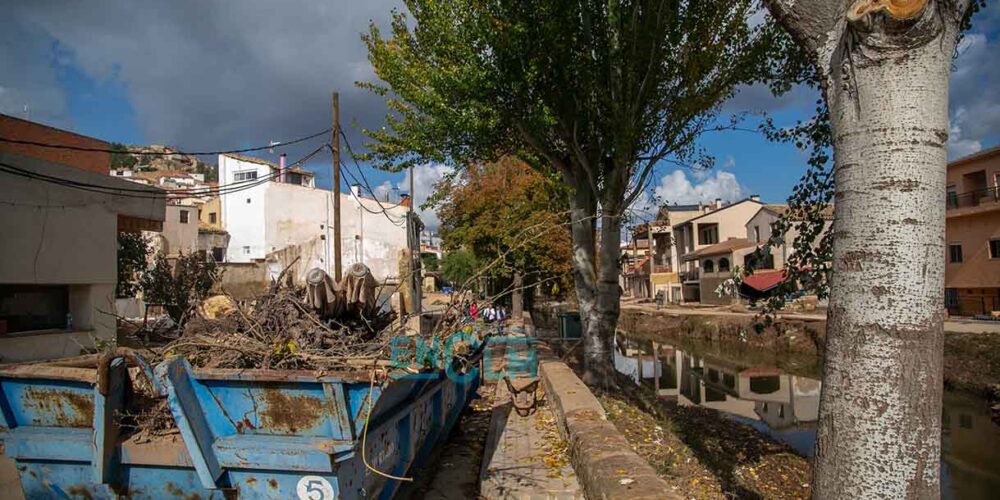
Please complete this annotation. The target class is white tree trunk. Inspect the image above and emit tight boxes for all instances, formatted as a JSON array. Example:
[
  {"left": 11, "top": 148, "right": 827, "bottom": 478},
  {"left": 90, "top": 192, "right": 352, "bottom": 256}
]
[{"left": 815, "top": 9, "right": 960, "bottom": 498}]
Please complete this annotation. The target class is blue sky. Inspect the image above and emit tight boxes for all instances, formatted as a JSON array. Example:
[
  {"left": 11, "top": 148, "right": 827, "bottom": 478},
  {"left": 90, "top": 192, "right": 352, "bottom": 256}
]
[{"left": 3, "top": 1, "right": 999, "bottom": 229}]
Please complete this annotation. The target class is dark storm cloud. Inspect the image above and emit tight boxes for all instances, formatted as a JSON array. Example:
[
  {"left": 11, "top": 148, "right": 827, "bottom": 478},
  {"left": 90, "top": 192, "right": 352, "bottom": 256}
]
[{"left": 1, "top": 0, "right": 404, "bottom": 167}]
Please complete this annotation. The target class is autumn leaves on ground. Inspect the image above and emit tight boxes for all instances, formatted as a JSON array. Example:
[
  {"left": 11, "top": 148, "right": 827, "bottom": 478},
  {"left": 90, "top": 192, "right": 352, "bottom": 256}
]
[{"left": 598, "top": 379, "right": 811, "bottom": 500}]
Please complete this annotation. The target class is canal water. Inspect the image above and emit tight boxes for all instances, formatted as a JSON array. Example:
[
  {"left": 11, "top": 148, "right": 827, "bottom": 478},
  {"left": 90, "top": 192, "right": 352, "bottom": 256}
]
[{"left": 613, "top": 333, "right": 1000, "bottom": 500}]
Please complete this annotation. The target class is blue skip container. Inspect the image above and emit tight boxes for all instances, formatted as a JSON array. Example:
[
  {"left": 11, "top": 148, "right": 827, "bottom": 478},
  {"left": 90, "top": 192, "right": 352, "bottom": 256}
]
[{"left": 0, "top": 350, "right": 480, "bottom": 499}]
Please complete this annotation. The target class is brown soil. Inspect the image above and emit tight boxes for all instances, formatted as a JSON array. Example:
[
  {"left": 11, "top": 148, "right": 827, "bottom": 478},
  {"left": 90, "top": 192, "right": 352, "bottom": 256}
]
[{"left": 595, "top": 374, "right": 811, "bottom": 500}]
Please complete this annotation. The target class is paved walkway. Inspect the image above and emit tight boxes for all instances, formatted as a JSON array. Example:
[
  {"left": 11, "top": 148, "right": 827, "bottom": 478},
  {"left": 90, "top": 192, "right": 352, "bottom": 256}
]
[{"left": 480, "top": 384, "right": 583, "bottom": 500}]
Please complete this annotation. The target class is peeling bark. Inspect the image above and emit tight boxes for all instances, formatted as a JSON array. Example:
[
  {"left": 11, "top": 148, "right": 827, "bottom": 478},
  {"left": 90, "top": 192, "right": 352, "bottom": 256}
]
[{"left": 761, "top": 0, "right": 971, "bottom": 497}]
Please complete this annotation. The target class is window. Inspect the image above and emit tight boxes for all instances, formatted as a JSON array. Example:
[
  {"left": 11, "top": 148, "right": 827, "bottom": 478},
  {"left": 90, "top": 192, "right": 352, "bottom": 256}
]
[
  {"left": 179, "top": 210, "right": 189, "bottom": 224},
  {"left": 946, "top": 184, "right": 958, "bottom": 208},
  {"left": 211, "top": 248, "right": 225, "bottom": 263},
  {"left": 0, "top": 285, "right": 70, "bottom": 333},
  {"left": 698, "top": 224, "right": 718, "bottom": 245},
  {"left": 703, "top": 259, "right": 715, "bottom": 273},
  {"left": 209, "top": 212, "right": 217, "bottom": 224},
  {"left": 234, "top": 170, "right": 258, "bottom": 181},
  {"left": 719, "top": 258, "right": 730, "bottom": 273},
  {"left": 243, "top": 246, "right": 251, "bottom": 255},
  {"left": 744, "top": 251, "right": 774, "bottom": 270},
  {"left": 949, "top": 244, "right": 963, "bottom": 263},
  {"left": 990, "top": 239, "right": 1000, "bottom": 259},
  {"left": 945, "top": 288, "right": 958, "bottom": 308},
  {"left": 753, "top": 225, "right": 761, "bottom": 243},
  {"left": 246, "top": 198, "right": 251, "bottom": 204}
]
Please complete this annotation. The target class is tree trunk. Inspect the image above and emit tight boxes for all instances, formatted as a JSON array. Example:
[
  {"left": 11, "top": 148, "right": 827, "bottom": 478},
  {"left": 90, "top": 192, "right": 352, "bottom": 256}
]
[
  {"left": 512, "top": 270, "right": 523, "bottom": 319},
  {"left": 814, "top": 8, "right": 959, "bottom": 498},
  {"left": 585, "top": 209, "right": 623, "bottom": 385},
  {"left": 565, "top": 178, "right": 600, "bottom": 365}
]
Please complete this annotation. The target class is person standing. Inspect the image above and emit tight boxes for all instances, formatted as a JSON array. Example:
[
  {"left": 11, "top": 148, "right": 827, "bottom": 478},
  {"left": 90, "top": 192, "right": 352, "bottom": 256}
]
[
  {"left": 469, "top": 302, "right": 479, "bottom": 322},
  {"left": 496, "top": 305, "right": 507, "bottom": 335}
]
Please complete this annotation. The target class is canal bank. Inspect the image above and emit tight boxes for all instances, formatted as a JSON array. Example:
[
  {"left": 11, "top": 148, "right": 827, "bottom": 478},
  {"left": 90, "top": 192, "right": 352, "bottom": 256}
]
[
  {"left": 534, "top": 302, "right": 1000, "bottom": 400},
  {"left": 607, "top": 332, "right": 1000, "bottom": 500},
  {"left": 533, "top": 302, "right": 1000, "bottom": 499}
]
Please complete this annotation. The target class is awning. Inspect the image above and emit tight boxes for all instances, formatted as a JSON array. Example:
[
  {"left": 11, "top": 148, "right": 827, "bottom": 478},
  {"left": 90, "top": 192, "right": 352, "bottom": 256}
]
[{"left": 741, "top": 269, "right": 786, "bottom": 293}]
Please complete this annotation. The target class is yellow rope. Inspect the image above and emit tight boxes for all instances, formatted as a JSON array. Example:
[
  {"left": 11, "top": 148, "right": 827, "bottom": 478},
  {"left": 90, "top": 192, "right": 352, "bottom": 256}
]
[{"left": 360, "top": 364, "right": 414, "bottom": 482}]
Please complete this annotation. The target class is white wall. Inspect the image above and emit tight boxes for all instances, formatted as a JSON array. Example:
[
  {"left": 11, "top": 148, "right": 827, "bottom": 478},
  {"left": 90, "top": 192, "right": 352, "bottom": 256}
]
[
  {"left": 219, "top": 155, "right": 269, "bottom": 262},
  {"left": 219, "top": 154, "right": 408, "bottom": 279},
  {"left": 264, "top": 183, "right": 408, "bottom": 280},
  {"left": 0, "top": 152, "right": 164, "bottom": 361}
]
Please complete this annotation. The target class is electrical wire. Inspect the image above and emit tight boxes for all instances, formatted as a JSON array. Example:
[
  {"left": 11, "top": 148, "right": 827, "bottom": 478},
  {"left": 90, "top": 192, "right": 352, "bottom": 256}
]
[
  {"left": 333, "top": 136, "right": 409, "bottom": 226},
  {"left": 0, "top": 128, "right": 331, "bottom": 156},
  {"left": 328, "top": 145, "right": 406, "bottom": 227},
  {"left": 0, "top": 143, "right": 330, "bottom": 201},
  {"left": 339, "top": 131, "right": 406, "bottom": 211}
]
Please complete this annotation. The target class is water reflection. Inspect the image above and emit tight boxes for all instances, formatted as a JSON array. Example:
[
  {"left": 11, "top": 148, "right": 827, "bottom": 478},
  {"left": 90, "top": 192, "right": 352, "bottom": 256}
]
[{"left": 613, "top": 333, "right": 1000, "bottom": 500}]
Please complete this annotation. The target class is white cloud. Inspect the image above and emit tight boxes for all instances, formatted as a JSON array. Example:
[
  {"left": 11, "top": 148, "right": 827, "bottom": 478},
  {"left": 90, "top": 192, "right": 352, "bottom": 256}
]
[
  {"left": 948, "top": 31, "right": 1000, "bottom": 159},
  {"left": 948, "top": 111, "right": 983, "bottom": 159},
  {"left": 653, "top": 169, "right": 743, "bottom": 205}
]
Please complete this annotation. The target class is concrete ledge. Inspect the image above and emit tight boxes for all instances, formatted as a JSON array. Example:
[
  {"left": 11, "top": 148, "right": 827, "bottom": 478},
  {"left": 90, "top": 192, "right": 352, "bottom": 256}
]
[{"left": 540, "top": 360, "right": 679, "bottom": 499}]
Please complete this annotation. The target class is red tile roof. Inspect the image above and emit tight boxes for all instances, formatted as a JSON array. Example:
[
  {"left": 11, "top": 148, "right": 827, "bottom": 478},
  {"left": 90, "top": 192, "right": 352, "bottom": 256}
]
[{"left": 683, "top": 238, "right": 756, "bottom": 260}]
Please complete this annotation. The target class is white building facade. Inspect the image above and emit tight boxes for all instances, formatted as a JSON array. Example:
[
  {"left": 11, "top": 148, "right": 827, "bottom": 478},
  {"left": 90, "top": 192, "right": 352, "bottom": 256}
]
[{"left": 218, "top": 154, "right": 409, "bottom": 280}]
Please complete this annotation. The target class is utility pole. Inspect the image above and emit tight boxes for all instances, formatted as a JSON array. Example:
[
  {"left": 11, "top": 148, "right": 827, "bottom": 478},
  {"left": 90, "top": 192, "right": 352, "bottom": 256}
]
[
  {"left": 332, "top": 92, "right": 342, "bottom": 281},
  {"left": 408, "top": 165, "right": 421, "bottom": 317},
  {"left": 632, "top": 227, "right": 638, "bottom": 297},
  {"left": 648, "top": 222, "right": 654, "bottom": 299}
]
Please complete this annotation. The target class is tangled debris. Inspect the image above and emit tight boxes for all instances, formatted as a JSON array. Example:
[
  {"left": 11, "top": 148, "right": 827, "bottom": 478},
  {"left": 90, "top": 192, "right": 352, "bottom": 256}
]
[{"left": 136, "top": 265, "right": 400, "bottom": 370}]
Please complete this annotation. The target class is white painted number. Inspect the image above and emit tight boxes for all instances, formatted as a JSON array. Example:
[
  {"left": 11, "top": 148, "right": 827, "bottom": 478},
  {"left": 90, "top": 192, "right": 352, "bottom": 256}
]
[{"left": 296, "top": 475, "right": 335, "bottom": 500}]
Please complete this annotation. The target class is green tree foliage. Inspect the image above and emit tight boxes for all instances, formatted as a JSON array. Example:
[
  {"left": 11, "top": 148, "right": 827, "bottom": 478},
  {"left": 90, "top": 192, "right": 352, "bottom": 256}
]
[
  {"left": 420, "top": 252, "right": 440, "bottom": 272},
  {"left": 116, "top": 232, "right": 150, "bottom": 298},
  {"left": 440, "top": 249, "right": 478, "bottom": 288},
  {"left": 110, "top": 143, "right": 137, "bottom": 170},
  {"left": 140, "top": 252, "right": 219, "bottom": 324},
  {"left": 195, "top": 161, "right": 219, "bottom": 183},
  {"left": 434, "top": 157, "right": 573, "bottom": 295},
  {"left": 361, "top": 0, "right": 783, "bottom": 380}
]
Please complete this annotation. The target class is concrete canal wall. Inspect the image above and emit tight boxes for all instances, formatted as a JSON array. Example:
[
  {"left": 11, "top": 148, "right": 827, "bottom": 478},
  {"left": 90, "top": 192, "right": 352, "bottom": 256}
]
[{"left": 540, "top": 358, "right": 680, "bottom": 499}]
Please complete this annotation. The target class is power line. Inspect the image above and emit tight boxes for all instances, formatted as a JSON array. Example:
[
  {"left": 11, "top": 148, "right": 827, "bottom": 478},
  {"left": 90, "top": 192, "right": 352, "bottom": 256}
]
[
  {"left": 0, "top": 128, "right": 331, "bottom": 157},
  {"left": 335, "top": 134, "right": 409, "bottom": 227},
  {"left": 0, "top": 143, "right": 329, "bottom": 201},
  {"left": 339, "top": 131, "right": 407, "bottom": 210},
  {"left": 336, "top": 156, "right": 406, "bottom": 226}
]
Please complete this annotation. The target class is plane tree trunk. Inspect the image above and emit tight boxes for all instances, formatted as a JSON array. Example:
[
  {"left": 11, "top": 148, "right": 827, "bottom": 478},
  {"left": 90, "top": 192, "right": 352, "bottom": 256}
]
[
  {"left": 561, "top": 161, "right": 627, "bottom": 386},
  {"left": 762, "top": 0, "right": 972, "bottom": 497}
]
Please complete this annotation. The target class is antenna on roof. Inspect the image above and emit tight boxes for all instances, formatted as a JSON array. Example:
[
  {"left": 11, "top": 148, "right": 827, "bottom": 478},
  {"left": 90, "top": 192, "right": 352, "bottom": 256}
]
[{"left": 268, "top": 140, "right": 281, "bottom": 154}]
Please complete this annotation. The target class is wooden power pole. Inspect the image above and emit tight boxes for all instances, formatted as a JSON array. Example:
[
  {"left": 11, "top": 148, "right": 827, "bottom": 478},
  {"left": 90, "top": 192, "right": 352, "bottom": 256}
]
[
  {"left": 648, "top": 222, "right": 654, "bottom": 299},
  {"left": 332, "top": 92, "right": 342, "bottom": 281}
]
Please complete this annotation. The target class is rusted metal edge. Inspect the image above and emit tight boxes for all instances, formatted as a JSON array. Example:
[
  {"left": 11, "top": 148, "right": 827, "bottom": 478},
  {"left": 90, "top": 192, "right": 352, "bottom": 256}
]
[
  {"left": 190, "top": 368, "right": 379, "bottom": 383},
  {"left": 0, "top": 364, "right": 96, "bottom": 384}
]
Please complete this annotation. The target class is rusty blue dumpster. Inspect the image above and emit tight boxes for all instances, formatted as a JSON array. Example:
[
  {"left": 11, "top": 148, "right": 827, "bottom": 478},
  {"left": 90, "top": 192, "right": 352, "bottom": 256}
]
[{"left": 0, "top": 349, "right": 480, "bottom": 499}]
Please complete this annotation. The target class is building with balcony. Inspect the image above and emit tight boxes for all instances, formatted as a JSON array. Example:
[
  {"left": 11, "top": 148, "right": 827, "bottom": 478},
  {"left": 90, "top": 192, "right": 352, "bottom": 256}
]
[
  {"left": 673, "top": 196, "right": 764, "bottom": 302},
  {"left": 945, "top": 145, "right": 1000, "bottom": 317},
  {"left": 622, "top": 204, "right": 705, "bottom": 302}
]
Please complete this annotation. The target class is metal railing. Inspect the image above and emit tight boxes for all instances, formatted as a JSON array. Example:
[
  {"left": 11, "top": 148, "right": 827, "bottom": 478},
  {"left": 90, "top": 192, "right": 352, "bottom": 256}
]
[{"left": 947, "top": 185, "right": 1000, "bottom": 210}]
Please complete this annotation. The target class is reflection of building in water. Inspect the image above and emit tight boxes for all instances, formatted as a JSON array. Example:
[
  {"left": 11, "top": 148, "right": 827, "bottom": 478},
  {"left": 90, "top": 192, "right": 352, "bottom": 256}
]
[
  {"left": 941, "top": 392, "right": 1000, "bottom": 498},
  {"left": 614, "top": 335, "right": 820, "bottom": 428}
]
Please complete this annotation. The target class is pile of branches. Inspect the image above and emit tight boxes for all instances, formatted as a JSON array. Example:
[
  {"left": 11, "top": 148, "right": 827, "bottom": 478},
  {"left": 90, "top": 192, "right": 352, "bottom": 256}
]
[{"left": 147, "top": 283, "right": 398, "bottom": 370}]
